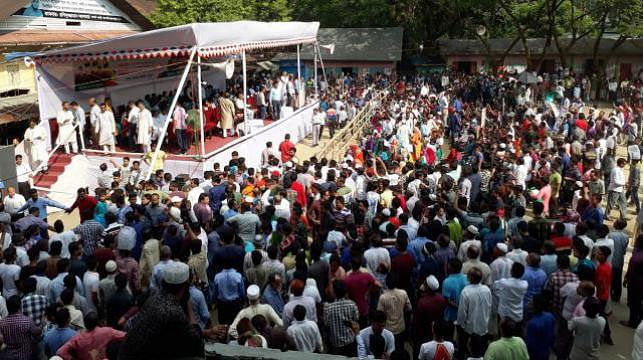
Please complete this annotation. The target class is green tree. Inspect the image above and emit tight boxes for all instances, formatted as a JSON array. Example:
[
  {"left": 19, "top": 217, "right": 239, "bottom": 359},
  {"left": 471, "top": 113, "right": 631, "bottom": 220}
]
[
  {"left": 292, "top": 0, "right": 394, "bottom": 28},
  {"left": 252, "top": 0, "right": 292, "bottom": 22},
  {"left": 151, "top": 0, "right": 250, "bottom": 27}
]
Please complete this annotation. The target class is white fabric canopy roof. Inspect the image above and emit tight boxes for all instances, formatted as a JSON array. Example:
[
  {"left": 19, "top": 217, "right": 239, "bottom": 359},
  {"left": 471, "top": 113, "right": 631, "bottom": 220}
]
[{"left": 34, "top": 21, "right": 319, "bottom": 63}]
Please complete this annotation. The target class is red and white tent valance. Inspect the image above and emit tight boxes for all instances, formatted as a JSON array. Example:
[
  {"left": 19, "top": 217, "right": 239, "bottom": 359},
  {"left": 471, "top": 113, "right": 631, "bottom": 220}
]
[{"left": 33, "top": 21, "right": 319, "bottom": 64}]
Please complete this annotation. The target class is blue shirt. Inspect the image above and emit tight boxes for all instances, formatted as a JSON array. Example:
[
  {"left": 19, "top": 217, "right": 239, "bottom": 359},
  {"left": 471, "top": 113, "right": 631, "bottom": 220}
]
[
  {"left": 262, "top": 284, "right": 284, "bottom": 317},
  {"left": 17, "top": 197, "right": 67, "bottom": 219},
  {"left": 43, "top": 326, "right": 77, "bottom": 357},
  {"left": 540, "top": 255, "right": 558, "bottom": 277},
  {"left": 213, "top": 268, "right": 245, "bottom": 302},
  {"left": 209, "top": 185, "right": 227, "bottom": 213},
  {"left": 525, "top": 311, "right": 555, "bottom": 360},
  {"left": 522, "top": 266, "right": 547, "bottom": 308},
  {"left": 48, "top": 272, "right": 84, "bottom": 303},
  {"left": 408, "top": 237, "right": 429, "bottom": 265},
  {"left": 442, "top": 273, "right": 468, "bottom": 321},
  {"left": 189, "top": 286, "right": 211, "bottom": 329}
]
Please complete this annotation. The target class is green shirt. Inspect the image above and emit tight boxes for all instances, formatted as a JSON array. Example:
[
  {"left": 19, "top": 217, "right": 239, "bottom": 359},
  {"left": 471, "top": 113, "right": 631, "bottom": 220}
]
[
  {"left": 550, "top": 172, "right": 562, "bottom": 197},
  {"left": 484, "top": 337, "right": 529, "bottom": 360}
]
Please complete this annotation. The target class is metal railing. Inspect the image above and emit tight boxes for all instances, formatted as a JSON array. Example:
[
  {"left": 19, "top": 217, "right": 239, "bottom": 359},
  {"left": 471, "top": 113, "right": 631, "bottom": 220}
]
[{"left": 315, "top": 91, "right": 382, "bottom": 161}]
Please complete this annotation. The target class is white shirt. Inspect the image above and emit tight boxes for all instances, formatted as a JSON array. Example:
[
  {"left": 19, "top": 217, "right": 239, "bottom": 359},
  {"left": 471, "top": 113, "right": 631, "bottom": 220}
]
[
  {"left": 418, "top": 340, "right": 455, "bottom": 360},
  {"left": 457, "top": 284, "right": 492, "bottom": 336},
  {"left": 490, "top": 256, "right": 514, "bottom": 282},
  {"left": 363, "top": 247, "right": 390, "bottom": 275},
  {"left": 609, "top": 166, "right": 626, "bottom": 192},
  {"left": 15, "top": 163, "right": 31, "bottom": 183},
  {"left": 287, "top": 319, "right": 323, "bottom": 352},
  {"left": 506, "top": 249, "right": 528, "bottom": 266},
  {"left": 633, "top": 322, "right": 643, "bottom": 360},
  {"left": 187, "top": 187, "right": 204, "bottom": 208},
  {"left": 83, "top": 270, "right": 100, "bottom": 310},
  {"left": 3, "top": 194, "right": 26, "bottom": 215},
  {"left": 50, "top": 230, "right": 77, "bottom": 259},
  {"left": 0, "top": 263, "right": 21, "bottom": 297},
  {"left": 90, "top": 104, "right": 101, "bottom": 126},
  {"left": 494, "top": 277, "right": 528, "bottom": 321},
  {"left": 458, "top": 240, "right": 481, "bottom": 263},
  {"left": 357, "top": 327, "right": 395, "bottom": 359}
]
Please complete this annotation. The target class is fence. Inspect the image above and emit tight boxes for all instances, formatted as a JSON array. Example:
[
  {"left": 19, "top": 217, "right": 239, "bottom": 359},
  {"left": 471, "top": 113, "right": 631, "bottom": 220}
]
[{"left": 315, "top": 92, "right": 382, "bottom": 161}]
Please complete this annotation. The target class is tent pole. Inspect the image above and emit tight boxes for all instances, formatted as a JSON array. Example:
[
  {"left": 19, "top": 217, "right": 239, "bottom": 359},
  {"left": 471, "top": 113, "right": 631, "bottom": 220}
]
[
  {"left": 296, "top": 44, "right": 301, "bottom": 107},
  {"left": 314, "top": 43, "right": 318, "bottom": 99},
  {"left": 242, "top": 49, "right": 247, "bottom": 134},
  {"left": 316, "top": 43, "right": 328, "bottom": 87},
  {"left": 144, "top": 46, "right": 197, "bottom": 181},
  {"left": 197, "top": 55, "right": 205, "bottom": 157}
]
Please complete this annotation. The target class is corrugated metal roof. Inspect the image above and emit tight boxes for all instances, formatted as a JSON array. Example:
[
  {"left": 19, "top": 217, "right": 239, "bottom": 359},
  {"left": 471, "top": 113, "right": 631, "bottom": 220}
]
[
  {"left": 0, "top": 30, "right": 137, "bottom": 46},
  {"left": 439, "top": 37, "right": 643, "bottom": 56},
  {"left": 275, "top": 27, "right": 404, "bottom": 62}
]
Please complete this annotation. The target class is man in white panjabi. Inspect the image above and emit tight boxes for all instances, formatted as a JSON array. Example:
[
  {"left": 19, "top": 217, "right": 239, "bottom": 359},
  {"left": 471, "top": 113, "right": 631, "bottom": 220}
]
[
  {"left": 136, "top": 100, "right": 153, "bottom": 153},
  {"left": 88, "top": 97, "right": 101, "bottom": 147},
  {"left": 56, "top": 101, "right": 78, "bottom": 154},
  {"left": 23, "top": 119, "right": 49, "bottom": 173},
  {"left": 96, "top": 103, "right": 116, "bottom": 152}
]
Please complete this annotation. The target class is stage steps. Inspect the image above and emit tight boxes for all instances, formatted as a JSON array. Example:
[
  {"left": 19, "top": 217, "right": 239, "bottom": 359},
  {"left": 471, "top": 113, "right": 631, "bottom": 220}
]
[{"left": 33, "top": 152, "right": 73, "bottom": 189}]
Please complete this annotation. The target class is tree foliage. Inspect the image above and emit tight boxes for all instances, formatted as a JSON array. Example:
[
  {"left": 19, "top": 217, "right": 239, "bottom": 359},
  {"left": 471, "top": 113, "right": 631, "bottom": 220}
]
[{"left": 150, "top": 0, "right": 643, "bottom": 71}]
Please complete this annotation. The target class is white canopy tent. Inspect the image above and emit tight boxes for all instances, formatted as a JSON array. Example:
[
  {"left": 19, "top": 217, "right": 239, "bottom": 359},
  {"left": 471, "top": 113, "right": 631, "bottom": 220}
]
[{"left": 33, "top": 21, "right": 320, "bottom": 180}]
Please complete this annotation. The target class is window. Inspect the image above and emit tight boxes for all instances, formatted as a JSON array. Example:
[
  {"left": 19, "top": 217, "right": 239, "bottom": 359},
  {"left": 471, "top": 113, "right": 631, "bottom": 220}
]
[{"left": 6, "top": 64, "right": 19, "bottom": 87}]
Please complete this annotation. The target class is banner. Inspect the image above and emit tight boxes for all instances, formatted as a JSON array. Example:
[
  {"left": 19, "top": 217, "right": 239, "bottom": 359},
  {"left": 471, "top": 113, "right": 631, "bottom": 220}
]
[
  {"left": 74, "top": 58, "right": 188, "bottom": 91},
  {"left": 13, "top": 0, "right": 131, "bottom": 23}
]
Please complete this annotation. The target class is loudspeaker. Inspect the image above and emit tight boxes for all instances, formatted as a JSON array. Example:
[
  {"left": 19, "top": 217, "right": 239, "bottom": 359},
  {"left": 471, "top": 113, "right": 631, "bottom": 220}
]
[{"left": 0, "top": 145, "right": 17, "bottom": 190}]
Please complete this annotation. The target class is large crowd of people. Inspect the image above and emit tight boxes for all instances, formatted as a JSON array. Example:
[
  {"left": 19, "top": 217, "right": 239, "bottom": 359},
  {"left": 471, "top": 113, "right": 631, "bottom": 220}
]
[{"left": 1, "top": 67, "right": 643, "bottom": 360}]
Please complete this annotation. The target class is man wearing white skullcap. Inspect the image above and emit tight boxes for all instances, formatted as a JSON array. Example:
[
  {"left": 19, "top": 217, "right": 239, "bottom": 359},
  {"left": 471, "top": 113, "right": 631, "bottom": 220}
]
[
  {"left": 414, "top": 274, "right": 448, "bottom": 350},
  {"left": 490, "top": 243, "right": 514, "bottom": 283},
  {"left": 115, "top": 226, "right": 141, "bottom": 293},
  {"left": 228, "top": 284, "right": 283, "bottom": 338},
  {"left": 119, "top": 260, "right": 203, "bottom": 359}
]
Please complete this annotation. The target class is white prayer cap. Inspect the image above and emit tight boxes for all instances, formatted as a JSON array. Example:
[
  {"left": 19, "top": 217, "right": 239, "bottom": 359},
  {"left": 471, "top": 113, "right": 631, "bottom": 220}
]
[
  {"left": 247, "top": 284, "right": 260, "bottom": 300},
  {"left": 105, "top": 260, "right": 117, "bottom": 273},
  {"left": 170, "top": 196, "right": 183, "bottom": 203},
  {"left": 117, "top": 226, "right": 136, "bottom": 251},
  {"left": 496, "top": 243, "right": 509, "bottom": 253},
  {"left": 163, "top": 261, "right": 189, "bottom": 285},
  {"left": 466, "top": 225, "right": 479, "bottom": 235},
  {"left": 169, "top": 207, "right": 182, "bottom": 223},
  {"left": 382, "top": 208, "right": 391, "bottom": 217},
  {"left": 425, "top": 275, "right": 439, "bottom": 291}
]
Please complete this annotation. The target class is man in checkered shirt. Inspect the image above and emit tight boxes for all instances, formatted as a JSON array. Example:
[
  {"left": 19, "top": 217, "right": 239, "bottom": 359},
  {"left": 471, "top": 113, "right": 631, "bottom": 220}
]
[
  {"left": 21, "top": 277, "right": 49, "bottom": 327},
  {"left": 323, "top": 280, "right": 359, "bottom": 356}
]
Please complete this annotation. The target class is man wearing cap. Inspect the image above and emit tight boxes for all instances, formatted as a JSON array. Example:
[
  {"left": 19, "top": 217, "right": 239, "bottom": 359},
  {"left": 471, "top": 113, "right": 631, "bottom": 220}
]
[
  {"left": 115, "top": 227, "right": 141, "bottom": 293},
  {"left": 228, "top": 284, "right": 282, "bottom": 339},
  {"left": 119, "top": 261, "right": 204, "bottom": 359},
  {"left": 414, "top": 275, "right": 448, "bottom": 352},
  {"left": 98, "top": 260, "right": 119, "bottom": 309},
  {"left": 458, "top": 225, "right": 481, "bottom": 262},
  {"left": 490, "top": 243, "right": 514, "bottom": 283}
]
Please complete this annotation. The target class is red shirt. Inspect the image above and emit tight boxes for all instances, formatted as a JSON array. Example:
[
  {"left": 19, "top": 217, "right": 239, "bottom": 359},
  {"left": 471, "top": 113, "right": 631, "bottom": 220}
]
[
  {"left": 551, "top": 235, "right": 572, "bottom": 251},
  {"left": 595, "top": 262, "right": 612, "bottom": 301},
  {"left": 414, "top": 292, "right": 447, "bottom": 342},
  {"left": 70, "top": 196, "right": 98, "bottom": 223},
  {"left": 290, "top": 181, "right": 307, "bottom": 208},
  {"left": 391, "top": 252, "right": 416, "bottom": 291},
  {"left": 278, "top": 140, "right": 294, "bottom": 163},
  {"left": 57, "top": 326, "right": 126, "bottom": 360},
  {"left": 575, "top": 119, "right": 588, "bottom": 132},
  {"left": 344, "top": 271, "right": 376, "bottom": 316}
]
